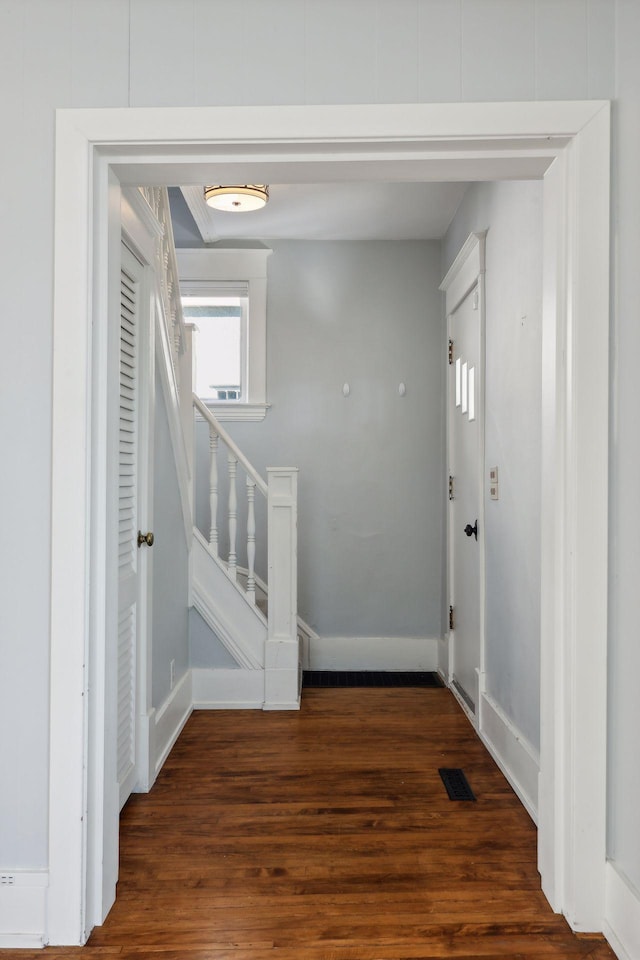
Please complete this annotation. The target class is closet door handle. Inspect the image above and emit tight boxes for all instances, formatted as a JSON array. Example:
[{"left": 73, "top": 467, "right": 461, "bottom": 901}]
[{"left": 463, "top": 521, "right": 478, "bottom": 541}]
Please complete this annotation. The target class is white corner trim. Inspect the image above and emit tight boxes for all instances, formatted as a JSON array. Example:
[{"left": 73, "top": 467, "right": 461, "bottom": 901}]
[
  {"left": 191, "top": 667, "right": 264, "bottom": 709},
  {"left": 122, "top": 186, "right": 164, "bottom": 245},
  {"left": 180, "top": 187, "right": 219, "bottom": 243},
  {"left": 478, "top": 691, "right": 540, "bottom": 824},
  {"left": 308, "top": 637, "right": 438, "bottom": 671},
  {"left": 439, "top": 231, "right": 487, "bottom": 315},
  {"left": 152, "top": 670, "right": 193, "bottom": 778},
  {"left": 0, "top": 870, "right": 48, "bottom": 948},
  {"left": 604, "top": 862, "right": 640, "bottom": 960},
  {"left": 155, "top": 293, "right": 193, "bottom": 546}
]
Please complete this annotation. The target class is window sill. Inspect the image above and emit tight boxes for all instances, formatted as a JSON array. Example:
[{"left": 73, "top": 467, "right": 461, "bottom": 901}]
[{"left": 199, "top": 402, "right": 271, "bottom": 422}]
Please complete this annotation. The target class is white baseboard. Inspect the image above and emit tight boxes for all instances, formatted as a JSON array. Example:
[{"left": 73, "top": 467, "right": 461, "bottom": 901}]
[
  {"left": 478, "top": 690, "right": 539, "bottom": 824},
  {"left": 192, "top": 667, "right": 264, "bottom": 708},
  {"left": 0, "top": 870, "right": 47, "bottom": 948},
  {"left": 308, "top": 636, "right": 438, "bottom": 671},
  {"left": 152, "top": 670, "right": 193, "bottom": 777},
  {"left": 604, "top": 861, "right": 640, "bottom": 960}
]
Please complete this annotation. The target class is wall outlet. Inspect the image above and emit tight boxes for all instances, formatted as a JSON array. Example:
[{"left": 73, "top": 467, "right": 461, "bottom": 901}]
[
  {"left": 170, "top": 659, "right": 175, "bottom": 690},
  {"left": 1, "top": 874, "right": 15, "bottom": 885}
]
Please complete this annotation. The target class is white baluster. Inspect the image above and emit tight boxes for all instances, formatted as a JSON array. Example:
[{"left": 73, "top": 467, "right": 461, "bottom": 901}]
[
  {"left": 246, "top": 477, "right": 257, "bottom": 604},
  {"left": 208, "top": 426, "right": 219, "bottom": 555},
  {"left": 227, "top": 454, "right": 238, "bottom": 581}
]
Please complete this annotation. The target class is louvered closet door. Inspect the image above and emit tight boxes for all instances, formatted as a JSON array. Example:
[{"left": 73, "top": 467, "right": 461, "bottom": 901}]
[{"left": 117, "top": 243, "right": 144, "bottom": 810}]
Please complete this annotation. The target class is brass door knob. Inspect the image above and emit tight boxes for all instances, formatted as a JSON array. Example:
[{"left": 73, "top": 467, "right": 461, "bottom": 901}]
[{"left": 137, "top": 531, "right": 154, "bottom": 548}]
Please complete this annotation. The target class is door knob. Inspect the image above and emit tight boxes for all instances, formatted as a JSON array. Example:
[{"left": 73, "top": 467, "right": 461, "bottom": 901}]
[
  {"left": 464, "top": 520, "right": 478, "bottom": 540},
  {"left": 137, "top": 531, "right": 154, "bottom": 547}
]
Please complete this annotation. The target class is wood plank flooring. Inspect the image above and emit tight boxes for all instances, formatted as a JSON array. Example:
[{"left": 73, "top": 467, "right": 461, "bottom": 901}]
[{"left": 10, "top": 687, "right": 616, "bottom": 959}]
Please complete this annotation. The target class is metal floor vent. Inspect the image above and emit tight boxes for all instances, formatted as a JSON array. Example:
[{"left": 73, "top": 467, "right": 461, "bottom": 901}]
[{"left": 438, "top": 768, "right": 476, "bottom": 801}]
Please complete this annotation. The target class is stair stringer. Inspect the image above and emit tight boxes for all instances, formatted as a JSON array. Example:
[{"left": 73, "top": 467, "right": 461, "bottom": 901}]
[{"left": 191, "top": 530, "right": 266, "bottom": 670}]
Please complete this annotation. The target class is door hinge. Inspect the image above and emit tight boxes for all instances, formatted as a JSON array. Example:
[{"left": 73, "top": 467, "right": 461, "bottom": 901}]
[
  {"left": 449, "top": 605, "right": 455, "bottom": 631},
  {"left": 448, "top": 338, "right": 454, "bottom": 365},
  {"left": 448, "top": 475, "right": 454, "bottom": 500}
]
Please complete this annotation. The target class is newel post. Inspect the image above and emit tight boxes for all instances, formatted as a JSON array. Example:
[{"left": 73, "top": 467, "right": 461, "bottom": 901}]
[{"left": 265, "top": 468, "right": 300, "bottom": 710}]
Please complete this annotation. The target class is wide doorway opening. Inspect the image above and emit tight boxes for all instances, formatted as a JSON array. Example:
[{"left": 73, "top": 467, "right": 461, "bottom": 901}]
[{"left": 49, "top": 101, "right": 609, "bottom": 944}]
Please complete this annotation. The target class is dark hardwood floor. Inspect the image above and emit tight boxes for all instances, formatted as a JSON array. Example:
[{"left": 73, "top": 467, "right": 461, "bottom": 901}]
[{"left": 9, "top": 687, "right": 616, "bottom": 959}]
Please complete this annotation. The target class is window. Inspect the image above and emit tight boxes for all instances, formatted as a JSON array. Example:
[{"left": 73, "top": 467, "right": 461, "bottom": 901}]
[
  {"left": 182, "top": 289, "right": 247, "bottom": 403},
  {"left": 177, "top": 248, "right": 271, "bottom": 421}
]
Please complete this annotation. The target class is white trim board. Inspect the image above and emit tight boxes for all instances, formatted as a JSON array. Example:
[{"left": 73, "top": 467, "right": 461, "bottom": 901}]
[
  {"left": 0, "top": 871, "right": 48, "bottom": 949},
  {"left": 308, "top": 637, "right": 438, "bottom": 672},
  {"left": 479, "top": 691, "right": 539, "bottom": 824},
  {"left": 192, "top": 667, "right": 264, "bottom": 709},
  {"left": 49, "top": 101, "right": 610, "bottom": 944},
  {"left": 151, "top": 670, "right": 193, "bottom": 781},
  {"left": 603, "top": 862, "right": 640, "bottom": 960}
]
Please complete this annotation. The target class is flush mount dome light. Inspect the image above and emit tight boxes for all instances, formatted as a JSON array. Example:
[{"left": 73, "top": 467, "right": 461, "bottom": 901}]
[{"left": 204, "top": 184, "right": 269, "bottom": 212}]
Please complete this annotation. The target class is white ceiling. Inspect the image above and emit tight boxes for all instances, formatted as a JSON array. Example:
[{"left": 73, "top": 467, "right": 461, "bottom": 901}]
[{"left": 180, "top": 181, "right": 469, "bottom": 243}]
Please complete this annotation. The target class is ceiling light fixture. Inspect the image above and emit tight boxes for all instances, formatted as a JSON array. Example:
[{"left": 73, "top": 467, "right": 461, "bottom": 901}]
[{"left": 204, "top": 184, "right": 269, "bottom": 212}]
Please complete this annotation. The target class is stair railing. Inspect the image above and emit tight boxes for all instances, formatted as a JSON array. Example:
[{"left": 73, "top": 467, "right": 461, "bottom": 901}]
[
  {"left": 192, "top": 394, "right": 300, "bottom": 706},
  {"left": 193, "top": 394, "right": 267, "bottom": 606}
]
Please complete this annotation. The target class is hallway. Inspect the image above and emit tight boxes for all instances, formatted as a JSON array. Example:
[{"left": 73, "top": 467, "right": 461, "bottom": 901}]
[{"left": 11, "top": 687, "right": 615, "bottom": 959}]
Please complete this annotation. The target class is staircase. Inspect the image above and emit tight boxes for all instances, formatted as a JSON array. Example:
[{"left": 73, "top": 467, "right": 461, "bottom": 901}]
[{"left": 140, "top": 185, "right": 303, "bottom": 710}]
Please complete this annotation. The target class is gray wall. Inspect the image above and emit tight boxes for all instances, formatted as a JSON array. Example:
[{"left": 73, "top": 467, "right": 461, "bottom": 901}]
[
  {"left": 443, "top": 181, "right": 543, "bottom": 751},
  {"left": 195, "top": 239, "right": 445, "bottom": 641},
  {"left": 189, "top": 608, "right": 239, "bottom": 669},
  {"left": 151, "top": 369, "right": 189, "bottom": 708},
  {"left": 3, "top": 0, "right": 638, "bottom": 903}
]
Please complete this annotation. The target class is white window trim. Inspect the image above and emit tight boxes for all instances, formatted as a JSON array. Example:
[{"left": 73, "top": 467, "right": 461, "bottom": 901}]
[{"left": 176, "top": 247, "right": 271, "bottom": 421}]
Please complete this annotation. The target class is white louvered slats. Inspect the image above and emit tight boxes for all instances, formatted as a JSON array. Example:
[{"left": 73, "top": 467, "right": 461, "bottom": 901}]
[
  {"left": 117, "top": 607, "right": 136, "bottom": 784},
  {"left": 117, "top": 244, "right": 142, "bottom": 810},
  {"left": 119, "top": 267, "right": 137, "bottom": 575}
]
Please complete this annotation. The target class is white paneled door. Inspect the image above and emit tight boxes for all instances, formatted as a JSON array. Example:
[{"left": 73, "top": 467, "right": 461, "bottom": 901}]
[
  {"left": 117, "top": 241, "right": 148, "bottom": 810},
  {"left": 448, "top": 279, "right": 483, "bottom": 714}
]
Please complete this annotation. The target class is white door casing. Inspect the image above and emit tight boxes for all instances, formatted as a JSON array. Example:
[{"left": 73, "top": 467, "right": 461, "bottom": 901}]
[
  {"left": 443, "top": 236, "right": 486, "bottom": 717},
  {"left": 49, "top": 102, "right": 609, "bottom": 943}
]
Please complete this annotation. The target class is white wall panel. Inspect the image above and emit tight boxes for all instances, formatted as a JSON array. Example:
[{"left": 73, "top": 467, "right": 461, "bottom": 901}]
[
  {"left": 305, "top": 0, "right": 377, "bottom": 104},
  {"left": 71, "top": 0, "right": 130, "bottom": 107},
  {"left": 194, "top": 0, "right": 305, "bottom": 106},
  {"left": 0, "top": 0, "right": 73, "bottom": 868},
  {"left": 377, "top": 0, "right": 419, "bottom": 103},
  {"left": 130, "top": 0, "right": 195, "bottom": 106},
  {"left": 418, "top": 0, "right": 462, "bottom": 102},
  {"left": 0, "top": 2, "right": 23, "bottom": 119},
  {"left": 462, "top": 0, "right": 535, "bottom": 101},
  {"left": 0, "top": 0, "right": 622, "bottom": 895},
  {"left": 587, "top": 0, "right": 615, "bottom": 98},
  {"left": 535, "top": 0, "right": 587, "bottom": 100},
  {"left": 607, "top": 0, "right": 640, "bottom": 898}
]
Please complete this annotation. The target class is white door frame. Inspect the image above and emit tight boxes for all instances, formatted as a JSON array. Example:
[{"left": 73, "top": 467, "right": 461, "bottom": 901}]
[{"left": 49, "top": 102, "right": 609, "bottom": 943}]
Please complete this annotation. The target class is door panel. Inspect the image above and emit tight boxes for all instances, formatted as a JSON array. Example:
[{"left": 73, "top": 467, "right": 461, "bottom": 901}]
[
  {"left": 449, "top": 283, "right": 482, "bottom": 712},
  {"left": 117, "top": 243, "right": 143, "bottom": 809}
]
